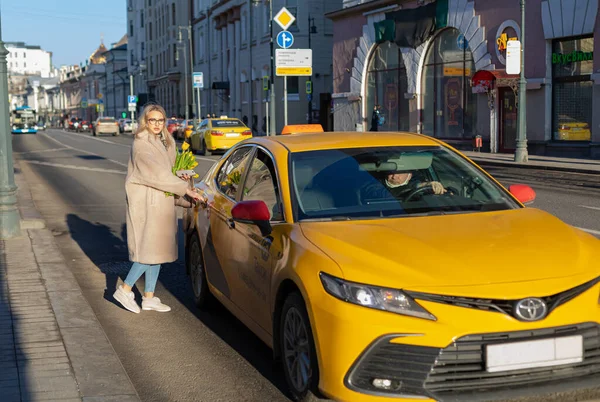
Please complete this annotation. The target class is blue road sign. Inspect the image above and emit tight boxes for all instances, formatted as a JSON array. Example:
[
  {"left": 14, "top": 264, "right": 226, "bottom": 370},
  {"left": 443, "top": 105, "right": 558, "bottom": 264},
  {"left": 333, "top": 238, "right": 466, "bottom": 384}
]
[
  {"left": 127, "top": 95, "right": 138, "bottom": 103},
  {"left": 277, "top": 31, "right": 294, "bottom": 49}
]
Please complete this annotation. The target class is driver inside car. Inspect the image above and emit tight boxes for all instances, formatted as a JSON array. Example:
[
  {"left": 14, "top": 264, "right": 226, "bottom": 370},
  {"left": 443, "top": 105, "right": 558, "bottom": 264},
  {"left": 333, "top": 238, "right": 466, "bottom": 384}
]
[{"left": 362, "top": 169, "right": 446, "bottom": 202}]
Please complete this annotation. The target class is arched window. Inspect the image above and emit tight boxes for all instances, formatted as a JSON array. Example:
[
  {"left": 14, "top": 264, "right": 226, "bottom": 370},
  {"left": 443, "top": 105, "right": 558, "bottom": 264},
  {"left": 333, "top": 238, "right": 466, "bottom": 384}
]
[
  {"left": 422, "top": 28, "right": 476, "bottom": 139},
  {"left": 365, "top": 42, "right": 409, "bottom": 132}
]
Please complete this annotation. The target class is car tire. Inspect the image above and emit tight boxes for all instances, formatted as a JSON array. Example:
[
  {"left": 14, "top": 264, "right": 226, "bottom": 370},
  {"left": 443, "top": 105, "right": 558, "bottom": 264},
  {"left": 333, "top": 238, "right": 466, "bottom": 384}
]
[
  {"left": 279, "top": 292, "right": 321, "bottom": 402},
  {"left": 202, "top": 140, "right": 211, "bottom": 156},
  {"left": 113, "top": 132, "right": 119, "bottom": 136},
  {"left": 187, "top": 234, "right": 211, "bottom": 309}
]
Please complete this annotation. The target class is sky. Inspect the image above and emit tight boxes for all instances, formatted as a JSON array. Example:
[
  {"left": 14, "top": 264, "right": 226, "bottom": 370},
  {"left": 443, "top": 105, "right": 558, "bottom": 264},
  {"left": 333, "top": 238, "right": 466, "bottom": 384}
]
[{"left": 1, "top": 0, "right": 126, "bottom": 67}]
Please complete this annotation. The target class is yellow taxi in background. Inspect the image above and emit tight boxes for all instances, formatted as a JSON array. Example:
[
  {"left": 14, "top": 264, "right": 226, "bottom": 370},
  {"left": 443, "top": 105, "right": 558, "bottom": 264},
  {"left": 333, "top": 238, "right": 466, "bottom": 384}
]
[
  {"left": 557, "top": 116, "right": 592, "bottom": 141},
  {"left": 183, "top": 127, "right": 600, "bottom": 402},
  {"left": 190, "top": 116, "right": 252, "bottom": 155}
]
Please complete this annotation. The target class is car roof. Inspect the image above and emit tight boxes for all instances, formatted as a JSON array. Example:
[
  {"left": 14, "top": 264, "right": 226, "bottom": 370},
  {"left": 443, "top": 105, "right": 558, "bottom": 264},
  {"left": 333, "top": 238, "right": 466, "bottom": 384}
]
[{"left": 251, "top": 131, "right": 442, "bottom": 153}]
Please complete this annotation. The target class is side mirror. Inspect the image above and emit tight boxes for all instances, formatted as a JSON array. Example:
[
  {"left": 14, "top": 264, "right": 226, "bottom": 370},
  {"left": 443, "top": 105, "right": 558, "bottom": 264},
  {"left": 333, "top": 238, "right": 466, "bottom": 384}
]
[
  {"left": 231, "top": 200, "right": 272, "bottom": 236},
  {"left": 509, "top": 184, "right": 536, "bottom": 205}
]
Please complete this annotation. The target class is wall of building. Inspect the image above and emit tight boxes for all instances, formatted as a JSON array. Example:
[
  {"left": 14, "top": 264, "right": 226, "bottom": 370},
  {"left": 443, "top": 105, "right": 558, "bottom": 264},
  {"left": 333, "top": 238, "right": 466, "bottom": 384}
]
[{"left": 6, "top": 44, "right": 52, "bottom": 78}]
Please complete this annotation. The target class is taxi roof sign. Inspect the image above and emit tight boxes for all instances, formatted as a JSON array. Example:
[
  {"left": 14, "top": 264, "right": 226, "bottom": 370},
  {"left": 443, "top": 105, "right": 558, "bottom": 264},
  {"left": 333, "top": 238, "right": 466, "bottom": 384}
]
[
  {"left": 274, "top": 7, "right": 296, "bottom": 31},
  {"left": 281, "top": 124, "right": 324, "bottom": 135}
]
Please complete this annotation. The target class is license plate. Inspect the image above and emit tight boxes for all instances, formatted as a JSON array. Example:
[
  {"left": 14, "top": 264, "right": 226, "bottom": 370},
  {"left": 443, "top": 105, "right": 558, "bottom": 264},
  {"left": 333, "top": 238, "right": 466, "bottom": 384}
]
[
  {"left": 226, "top": 133, "right": 239, "bottom": 137},
  {"left": 486, "top": 335, "right": 583, "bottom": 373}
]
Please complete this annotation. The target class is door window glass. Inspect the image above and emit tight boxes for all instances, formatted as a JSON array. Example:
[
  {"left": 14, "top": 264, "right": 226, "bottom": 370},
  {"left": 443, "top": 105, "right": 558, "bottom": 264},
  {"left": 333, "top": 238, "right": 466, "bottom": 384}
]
[
  {"left": 216, "top": 147, "right": 253, "bottom": 199},
  {"left": 242, "top": 149, "right": 283, "bottom": 221}
]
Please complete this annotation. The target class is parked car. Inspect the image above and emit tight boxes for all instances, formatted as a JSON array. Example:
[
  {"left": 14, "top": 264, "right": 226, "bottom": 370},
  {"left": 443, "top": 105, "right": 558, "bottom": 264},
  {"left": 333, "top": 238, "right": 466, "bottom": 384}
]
[
  {"left": 183, "top": 127, "right": 600, "bottom": 402},
  {"left": 92, "top": 117, "right": 120, "bottom": 136},
  {"left": 167, "top": 118, "right": 182, "bottom": 136}
]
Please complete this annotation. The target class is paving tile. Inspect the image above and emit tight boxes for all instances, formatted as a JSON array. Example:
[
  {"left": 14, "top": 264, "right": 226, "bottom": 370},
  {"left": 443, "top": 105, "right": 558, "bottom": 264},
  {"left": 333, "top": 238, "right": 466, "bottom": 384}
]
[{"left": 47, "top": 291, "right": 97, "bottom": 328}]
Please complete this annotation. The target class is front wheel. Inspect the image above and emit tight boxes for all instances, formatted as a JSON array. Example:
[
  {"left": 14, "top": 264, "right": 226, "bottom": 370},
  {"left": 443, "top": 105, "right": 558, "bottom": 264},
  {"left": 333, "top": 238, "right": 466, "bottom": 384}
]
[
  {"left": 187, "top": 234, "right": 210, "bottom": 308},
  {"left": 280, "top": 292, "right": 321, "bottom": 401}
]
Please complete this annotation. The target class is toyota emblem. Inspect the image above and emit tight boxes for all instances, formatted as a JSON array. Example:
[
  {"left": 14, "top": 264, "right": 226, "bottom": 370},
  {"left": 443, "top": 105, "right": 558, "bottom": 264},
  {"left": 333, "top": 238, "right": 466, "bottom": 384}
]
[{"left": 514, "top": 298, "right": 548, "bottom": 321}]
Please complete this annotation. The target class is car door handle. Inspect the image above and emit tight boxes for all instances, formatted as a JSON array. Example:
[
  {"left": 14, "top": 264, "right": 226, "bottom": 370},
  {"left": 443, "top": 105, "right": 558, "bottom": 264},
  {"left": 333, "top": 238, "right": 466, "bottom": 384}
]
[{"left": 227, "top": 218, "right": 235, "bottom": 229}]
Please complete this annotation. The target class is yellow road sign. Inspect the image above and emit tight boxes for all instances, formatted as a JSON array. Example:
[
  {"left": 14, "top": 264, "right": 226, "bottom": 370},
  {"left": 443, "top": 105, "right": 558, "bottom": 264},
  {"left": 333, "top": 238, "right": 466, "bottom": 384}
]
[
  {"left": 274, "top": 7, "right": 296, "bottom": 31},
  {"left": 276, "top": 67, "right": 312, "bottom": 76}
]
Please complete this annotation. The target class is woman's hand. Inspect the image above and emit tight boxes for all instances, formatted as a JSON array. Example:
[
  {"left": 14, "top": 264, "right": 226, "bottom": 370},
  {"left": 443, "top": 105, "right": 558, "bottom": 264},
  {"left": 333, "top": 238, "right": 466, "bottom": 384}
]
[
  {"left": 186, "top": 188, "right": 208, "bottom": 206},
  {"left": 179, "top": 174, "right": 192, "bottom": 181}
]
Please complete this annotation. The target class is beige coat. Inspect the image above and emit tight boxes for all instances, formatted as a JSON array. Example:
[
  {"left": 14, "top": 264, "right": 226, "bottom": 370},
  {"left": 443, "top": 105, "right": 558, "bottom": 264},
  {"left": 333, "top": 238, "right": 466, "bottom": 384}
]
[{"left": 125, "top": 130, "right": 192, "bottom": 265}]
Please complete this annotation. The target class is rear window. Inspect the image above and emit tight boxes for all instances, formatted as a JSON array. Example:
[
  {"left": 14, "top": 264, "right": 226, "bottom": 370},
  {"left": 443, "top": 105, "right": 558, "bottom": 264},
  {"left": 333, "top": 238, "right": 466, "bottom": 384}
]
[
  {"left": 100, "top": 118, "right": 115, "bottom": 122},
  {"left": 212, "top": 119, "right": 245, "bottom": 128}
]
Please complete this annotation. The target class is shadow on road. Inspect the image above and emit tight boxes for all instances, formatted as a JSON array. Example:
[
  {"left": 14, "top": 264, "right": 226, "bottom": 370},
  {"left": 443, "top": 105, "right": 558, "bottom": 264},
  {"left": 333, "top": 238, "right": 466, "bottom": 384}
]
[{"left": 64, "top": 213, "right": 290, "bottom": 398}]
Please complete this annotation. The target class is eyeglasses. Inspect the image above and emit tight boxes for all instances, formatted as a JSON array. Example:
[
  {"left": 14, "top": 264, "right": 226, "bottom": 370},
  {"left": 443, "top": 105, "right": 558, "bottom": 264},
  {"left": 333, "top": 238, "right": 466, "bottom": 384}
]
[{"left": 148, "top": 118, "right": 166, "bottom": 125}]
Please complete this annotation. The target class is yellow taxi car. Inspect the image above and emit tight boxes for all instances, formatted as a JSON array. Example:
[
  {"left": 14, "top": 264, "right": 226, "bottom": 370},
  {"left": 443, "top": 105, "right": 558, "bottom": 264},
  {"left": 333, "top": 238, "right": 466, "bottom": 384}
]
[
  {"left": 190, "top": 116, "right": 252, "bottom": 155},
  {"left": 183, "top": 127, "right": 600, "bottom": 402},
  {"left": 557, "top": 116, "right": 592, "bottom": 141}
]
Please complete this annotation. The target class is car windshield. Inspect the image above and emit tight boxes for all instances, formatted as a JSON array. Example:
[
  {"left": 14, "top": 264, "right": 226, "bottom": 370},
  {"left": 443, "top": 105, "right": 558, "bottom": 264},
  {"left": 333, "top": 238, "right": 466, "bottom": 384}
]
[
  {"left": 212, "top": 119, "right": 245, "bottom": 128},
  {"left": 290, "top": 146, "right": 520, "bottom": 221}
]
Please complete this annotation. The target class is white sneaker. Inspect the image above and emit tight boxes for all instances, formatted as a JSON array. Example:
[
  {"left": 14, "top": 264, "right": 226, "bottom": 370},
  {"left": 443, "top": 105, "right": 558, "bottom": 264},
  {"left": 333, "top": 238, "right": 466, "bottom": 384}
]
[
  {"left": 113, "top": 285, "right": 141, "bottom": 314},
  {"left": 142, "top": 296, "right": 171, "bottom": 312}
]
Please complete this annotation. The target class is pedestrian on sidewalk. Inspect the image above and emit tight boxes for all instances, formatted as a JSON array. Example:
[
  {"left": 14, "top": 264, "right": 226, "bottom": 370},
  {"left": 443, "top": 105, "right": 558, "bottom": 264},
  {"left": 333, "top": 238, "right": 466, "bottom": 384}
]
[{"left": 114, "top": 104, "right": 204, "bottom": 314}]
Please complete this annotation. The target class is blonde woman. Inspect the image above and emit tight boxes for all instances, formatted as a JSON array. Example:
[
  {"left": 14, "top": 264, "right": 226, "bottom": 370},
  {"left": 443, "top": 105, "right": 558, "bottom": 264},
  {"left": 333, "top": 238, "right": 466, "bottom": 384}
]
[{"left": 114, "top": 104, "right": 202, "bottom": 314}]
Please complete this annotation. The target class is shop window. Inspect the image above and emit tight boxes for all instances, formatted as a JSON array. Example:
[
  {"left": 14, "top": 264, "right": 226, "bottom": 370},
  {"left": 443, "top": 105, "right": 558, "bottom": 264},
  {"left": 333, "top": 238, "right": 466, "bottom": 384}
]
[
  {"left": 365, "top": 42, "right": 410, "bottom": 132},
  {"left": 552, "top": 36, "right": 593, "bottom": 142},
  {"left": 421, "top": 28, "right": 476, "bottom": 139}
]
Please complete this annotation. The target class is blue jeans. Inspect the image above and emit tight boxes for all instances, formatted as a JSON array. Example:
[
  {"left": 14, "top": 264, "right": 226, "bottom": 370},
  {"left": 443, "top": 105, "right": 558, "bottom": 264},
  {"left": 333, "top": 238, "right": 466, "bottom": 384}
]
[{"left": 124, "top": 262, "right": 161, "bottom": 293}]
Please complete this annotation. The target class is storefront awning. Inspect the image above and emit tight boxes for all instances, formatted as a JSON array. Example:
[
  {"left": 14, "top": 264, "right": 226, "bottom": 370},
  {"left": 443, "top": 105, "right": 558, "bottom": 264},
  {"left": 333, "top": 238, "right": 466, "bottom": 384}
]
[{"left": 471, "top": 70, "right": 519, "bottom": 93}]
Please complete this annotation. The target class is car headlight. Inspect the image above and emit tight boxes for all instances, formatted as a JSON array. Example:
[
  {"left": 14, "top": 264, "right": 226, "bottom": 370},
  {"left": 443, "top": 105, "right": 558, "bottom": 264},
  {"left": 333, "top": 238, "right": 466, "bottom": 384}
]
[{"left": 319, "top": 272, "right": 436, "bottom": 321}]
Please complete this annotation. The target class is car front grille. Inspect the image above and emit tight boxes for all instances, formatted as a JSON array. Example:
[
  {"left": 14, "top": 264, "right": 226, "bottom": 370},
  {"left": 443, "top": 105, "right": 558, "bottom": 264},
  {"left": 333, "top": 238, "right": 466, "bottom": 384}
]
[
  {"left": 405, "top": 276, "right": 600, "bottom": 321},
  {"left": 346, "top": 323, "right": 600, "bottom": 401}
]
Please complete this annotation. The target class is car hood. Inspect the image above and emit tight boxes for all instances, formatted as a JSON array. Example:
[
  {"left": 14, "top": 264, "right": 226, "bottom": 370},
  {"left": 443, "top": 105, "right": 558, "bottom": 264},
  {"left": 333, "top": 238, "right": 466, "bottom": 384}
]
[{"left": 300, "top": 208, "right": 600, "bottom": 298}]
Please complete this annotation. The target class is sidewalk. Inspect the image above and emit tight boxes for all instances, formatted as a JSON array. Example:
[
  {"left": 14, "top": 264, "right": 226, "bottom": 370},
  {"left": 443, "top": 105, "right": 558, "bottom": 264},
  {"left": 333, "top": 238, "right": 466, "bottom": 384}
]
[
  {"left": 0, "top": 159, "right": 140, "bottom": 402},
  {"left": 463, "top": 151, "right": 600, "bottom": 174}
]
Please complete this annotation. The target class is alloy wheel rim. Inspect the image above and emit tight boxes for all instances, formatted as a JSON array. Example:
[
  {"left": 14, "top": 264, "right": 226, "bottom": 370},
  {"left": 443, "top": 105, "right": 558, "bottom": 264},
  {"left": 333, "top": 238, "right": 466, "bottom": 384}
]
[{"left": 283, "top": 307, "right": 311, "bottom": 393}]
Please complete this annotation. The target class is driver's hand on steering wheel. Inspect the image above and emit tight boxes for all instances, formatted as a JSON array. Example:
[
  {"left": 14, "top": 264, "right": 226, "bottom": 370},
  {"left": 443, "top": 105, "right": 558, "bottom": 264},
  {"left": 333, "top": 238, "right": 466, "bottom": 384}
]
[{"left": 418, "top": 181, "right": 446, "bottom": 195}]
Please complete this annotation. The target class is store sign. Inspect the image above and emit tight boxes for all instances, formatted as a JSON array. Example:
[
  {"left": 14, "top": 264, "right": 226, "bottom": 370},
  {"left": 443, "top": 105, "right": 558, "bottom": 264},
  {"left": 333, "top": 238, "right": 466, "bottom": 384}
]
[
  {"left": 506, "top": 40, "right": 521, "bottom": 75},
  {"left": 443, "top": 67, "right": 471, "bottom": 76},
  {"left": 552, "top": 51, "right": 593, "bottom": 64},
  {"left": 497, "top": 33, "right": 518, "bottom": 52}
]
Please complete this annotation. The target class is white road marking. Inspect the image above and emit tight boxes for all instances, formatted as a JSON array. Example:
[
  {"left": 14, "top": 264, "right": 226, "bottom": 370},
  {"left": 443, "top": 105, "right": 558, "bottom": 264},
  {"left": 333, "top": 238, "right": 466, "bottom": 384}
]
[
  {"left": 51, "top": 129, "right": 216, "bottom": 164},
  {"left": 59, "top": 129, "right": 131, "bottom": 147},
  {"left": 24, "top": 160, "right": 127, "bottom": 175},
  {"left": 575, "top": 227, "right": 600, "bottom": 236},
  {"left": 40, "top": 132, "right": 128, "bottom": 167},
  {"left": 579, "top": 205, "right": 600, "bottom": 211},
  {"left": 14, "top": 148, "right": 68, "bottom": 155}
]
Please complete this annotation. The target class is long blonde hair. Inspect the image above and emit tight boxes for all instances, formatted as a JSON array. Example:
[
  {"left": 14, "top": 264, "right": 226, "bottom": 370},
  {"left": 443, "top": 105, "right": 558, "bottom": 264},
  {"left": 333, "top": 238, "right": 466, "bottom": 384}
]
[{"left": 135, "top": 103, "right": 175, "bottom": 149}]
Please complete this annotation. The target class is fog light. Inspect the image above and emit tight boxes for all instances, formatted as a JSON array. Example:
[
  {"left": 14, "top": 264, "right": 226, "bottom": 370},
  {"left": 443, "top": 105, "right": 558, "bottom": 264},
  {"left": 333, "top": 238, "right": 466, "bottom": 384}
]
[{"left": 372, "top": 378, "right": 402, "bottom": 391}]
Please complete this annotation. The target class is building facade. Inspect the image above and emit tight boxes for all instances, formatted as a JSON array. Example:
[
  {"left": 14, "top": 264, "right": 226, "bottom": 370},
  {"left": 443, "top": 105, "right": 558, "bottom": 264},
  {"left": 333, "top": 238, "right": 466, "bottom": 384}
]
[
  {"left": 127, "top": 0, "right": 150, "bottom": 112},
  {"left": 330, "top": 0, "right": 600, "bottom": 158},
  {"left": 192, "top": 0, "right": 341, "bottom": 134},
  {"left": 6, "top": 42, "right": 53, "bottom": 78},
  {"left": 141, "top": 0, "right": 191, "bottom": 118},
  {"left": 105, "top": 41, "right": 130, "bottom": 118}
]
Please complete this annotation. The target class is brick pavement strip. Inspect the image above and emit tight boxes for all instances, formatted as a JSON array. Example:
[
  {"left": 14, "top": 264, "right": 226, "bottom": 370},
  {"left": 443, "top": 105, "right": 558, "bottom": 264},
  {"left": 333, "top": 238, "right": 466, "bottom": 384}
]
[{"left": 0, "top": 161, "right": 140, "bottom": 402}]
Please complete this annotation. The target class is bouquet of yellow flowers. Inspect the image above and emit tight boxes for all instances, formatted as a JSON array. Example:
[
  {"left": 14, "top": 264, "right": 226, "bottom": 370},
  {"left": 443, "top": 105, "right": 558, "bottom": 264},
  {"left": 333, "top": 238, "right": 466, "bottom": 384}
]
[{"left": 165, "top": 142, "right": 199, "bottom": 197}]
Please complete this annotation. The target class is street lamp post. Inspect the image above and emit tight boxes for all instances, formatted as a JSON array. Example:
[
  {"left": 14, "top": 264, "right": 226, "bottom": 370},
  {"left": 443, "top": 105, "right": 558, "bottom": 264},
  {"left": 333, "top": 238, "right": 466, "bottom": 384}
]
[
  {"left": 0, "top": 15, "right": 21, "bottom": 239},
  {"left": 269, "top": 0, "right": 276, "bottom": 136},
  {"left": 514, "top": 0, "right": 528, "bottom": 163},
  {"left": 179, "top": 25, "right": 197, "bottom": 128},
  {"left": 308, "top": 15, "right": 316, "bottom": 124}
]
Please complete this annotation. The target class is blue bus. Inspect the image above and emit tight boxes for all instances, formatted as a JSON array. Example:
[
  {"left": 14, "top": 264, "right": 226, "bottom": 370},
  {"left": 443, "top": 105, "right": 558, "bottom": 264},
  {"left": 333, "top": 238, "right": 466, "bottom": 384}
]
[{"left": 11, "top": 106, "right": 38, "bottom": 134}]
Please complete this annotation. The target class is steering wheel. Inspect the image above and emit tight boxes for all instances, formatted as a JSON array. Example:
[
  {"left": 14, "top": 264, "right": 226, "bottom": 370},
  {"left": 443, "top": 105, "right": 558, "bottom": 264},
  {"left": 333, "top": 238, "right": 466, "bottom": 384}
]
[{"left": 404, "top": 185, "right": 436, "bottom": 202}]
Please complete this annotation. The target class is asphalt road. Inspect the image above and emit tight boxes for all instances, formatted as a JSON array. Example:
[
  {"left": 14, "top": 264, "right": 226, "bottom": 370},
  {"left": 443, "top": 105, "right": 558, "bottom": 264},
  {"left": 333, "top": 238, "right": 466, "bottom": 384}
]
[{"left": 11, "top": 128, "right": 600, "bottom": 402}]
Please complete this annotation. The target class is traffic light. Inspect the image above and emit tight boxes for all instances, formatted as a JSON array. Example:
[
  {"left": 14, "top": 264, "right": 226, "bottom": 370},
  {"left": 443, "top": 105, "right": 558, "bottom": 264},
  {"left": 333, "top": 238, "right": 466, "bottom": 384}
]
[
  {"left": 121, "top": 112, "right": 127, "bottom": 118},
  {"left": 306, "top": 80, "right": 312, "bottom": 94},
  {"left": 263, "top": 76, "right": 269, "bottom": 91}
]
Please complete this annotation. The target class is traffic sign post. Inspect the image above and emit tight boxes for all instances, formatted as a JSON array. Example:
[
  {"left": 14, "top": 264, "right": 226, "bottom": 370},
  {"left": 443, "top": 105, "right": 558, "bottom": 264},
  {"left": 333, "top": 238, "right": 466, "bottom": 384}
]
[{"left": 193, "top": 72, "right": 203, "bottom": 121}]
